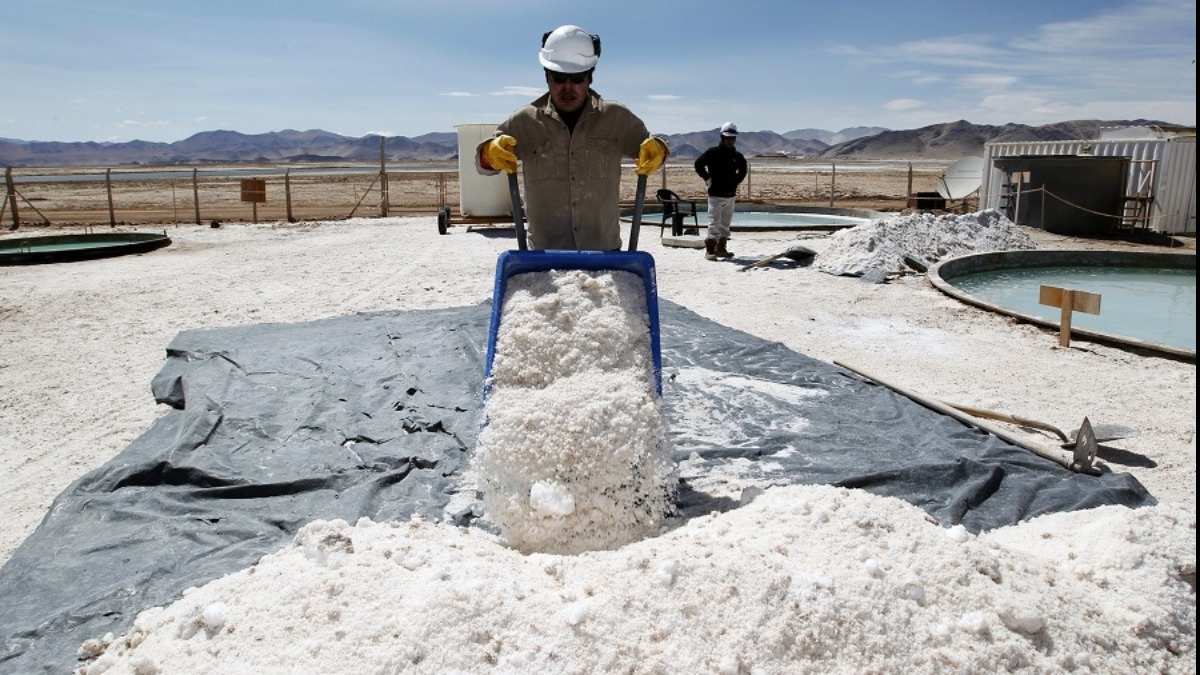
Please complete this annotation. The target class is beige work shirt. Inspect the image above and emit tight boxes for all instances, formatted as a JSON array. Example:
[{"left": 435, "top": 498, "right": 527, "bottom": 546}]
[{"left": 478, "top": 90, "right": 655, "bottom": 250}]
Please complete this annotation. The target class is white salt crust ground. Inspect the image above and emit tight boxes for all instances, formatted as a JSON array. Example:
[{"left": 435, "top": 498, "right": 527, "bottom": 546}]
[{"left": 0, "top": 210, "right": 1192, "bottom": 673}]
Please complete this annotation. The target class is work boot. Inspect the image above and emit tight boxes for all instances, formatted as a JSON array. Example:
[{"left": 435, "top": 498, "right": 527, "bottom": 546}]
[
  {"left": 716, "top": 238, "right": 734, "bottom": 259},
  {"left": 704, "top": 238, "right": 718, "bottom": 261}
]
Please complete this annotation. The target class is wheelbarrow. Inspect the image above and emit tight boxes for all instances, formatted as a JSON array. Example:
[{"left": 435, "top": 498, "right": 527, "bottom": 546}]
[{"left": 483, "top": 173, "right": 661, "bottom": 396}]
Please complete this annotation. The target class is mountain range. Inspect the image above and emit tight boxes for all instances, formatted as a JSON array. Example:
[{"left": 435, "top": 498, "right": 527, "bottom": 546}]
[{"left": 0, "top": 119, "right": 1176, "bottom": 167}]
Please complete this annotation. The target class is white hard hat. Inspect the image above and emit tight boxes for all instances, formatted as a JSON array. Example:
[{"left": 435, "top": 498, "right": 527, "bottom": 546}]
[
  {"left": 720, "top": 122, "right": 739, "bottom": 137},
  {"left": 539, "top": 25, "right": 601, "bottom": 73}
]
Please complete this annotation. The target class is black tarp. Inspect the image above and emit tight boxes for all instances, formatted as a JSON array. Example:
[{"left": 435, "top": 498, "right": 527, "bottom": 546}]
[{"left": 0, "top": 300, "right": 1154, "bottom": 674}]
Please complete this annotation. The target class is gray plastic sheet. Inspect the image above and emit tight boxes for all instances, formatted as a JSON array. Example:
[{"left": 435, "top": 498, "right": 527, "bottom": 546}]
[{"left": 0, "top": 300, "right": 1153, "bottom": 674}]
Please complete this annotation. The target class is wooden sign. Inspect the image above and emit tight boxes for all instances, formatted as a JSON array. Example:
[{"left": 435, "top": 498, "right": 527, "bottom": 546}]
[
  {"left": 1039, "top": 285, "right": 1101, "bottom": 347},
  {"left": 240, "top": 178, "right": 266, "bottom": 203}
]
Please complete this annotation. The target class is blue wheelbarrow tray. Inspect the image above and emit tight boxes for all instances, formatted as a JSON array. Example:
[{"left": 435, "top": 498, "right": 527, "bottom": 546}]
[{"left": 483, "top": 249, "right": 663, "bottom": 397}]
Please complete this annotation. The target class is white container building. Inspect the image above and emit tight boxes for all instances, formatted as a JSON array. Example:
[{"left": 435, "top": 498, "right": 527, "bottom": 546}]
[{"left": 979, "top": 132, "right": 1196, "bottom": 236}]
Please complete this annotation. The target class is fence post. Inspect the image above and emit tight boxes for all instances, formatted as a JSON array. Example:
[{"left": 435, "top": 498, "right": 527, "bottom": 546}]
[
  {"left": 829, "top": 161, "right": 836, "bottom": 207},
  {"left": 379, "top": 136, "right": 389, "bottom": 217},
  {"left": 192, "top": 169, "right": 201, "bottom": 224},
  {"left": 4, "top": 167, "right": 19, "bottom": 229},
  {"left": 285, "top": 170, "right": 295, "bottom": 223},
  {"left": 106, "top": 168, "right": 116, "bottom": 227}
]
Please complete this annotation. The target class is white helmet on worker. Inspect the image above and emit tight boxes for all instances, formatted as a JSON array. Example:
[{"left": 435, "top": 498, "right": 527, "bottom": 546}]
[
  {"left": 720, "top": 122, "right": 739, "bottom": 137},
  {"left": 539, "top": 25, "right": 601, "bottom": 73}
]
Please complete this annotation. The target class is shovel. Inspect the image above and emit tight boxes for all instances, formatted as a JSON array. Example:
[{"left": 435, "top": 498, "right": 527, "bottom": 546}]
[
  {"left": 738, "top": 243, "right": 817, "bottom": 271},
  {"left": 834, "top": 360, "right": 1106, "bottom": 474},
  {"left": 942, "top": 401, "right": 1139, "bottom": 447}
]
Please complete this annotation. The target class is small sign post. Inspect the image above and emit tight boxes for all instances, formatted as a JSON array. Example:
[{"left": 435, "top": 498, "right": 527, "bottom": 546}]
[
  {"left": 240, "top": 178, "right": 267, "bottom": 223},
  {"left": 1039, "top": 285, "right": 1101, "bottom": 348}
]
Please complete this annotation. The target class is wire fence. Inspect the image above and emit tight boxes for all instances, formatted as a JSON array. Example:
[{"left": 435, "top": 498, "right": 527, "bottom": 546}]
[
  {"left": 3, "top": 160, "right": 946, "bottom": 230},
  {"left": 3, "top": 166, "right": 457, "bottom": 228}
]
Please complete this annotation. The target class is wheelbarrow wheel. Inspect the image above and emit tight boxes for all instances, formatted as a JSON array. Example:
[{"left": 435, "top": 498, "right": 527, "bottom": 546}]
[{"left": 437, "top": 207, "right": 450, "bottom": 235}]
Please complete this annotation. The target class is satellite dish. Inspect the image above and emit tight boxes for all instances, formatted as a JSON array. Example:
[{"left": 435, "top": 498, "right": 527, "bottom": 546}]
[{"left": 936, "top": 156, "right": 984, "bottom": 200}]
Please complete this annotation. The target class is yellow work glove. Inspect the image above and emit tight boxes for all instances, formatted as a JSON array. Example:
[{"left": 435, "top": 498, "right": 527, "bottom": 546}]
[
  {"left": 635, "top": 137, "right": 668, "bottom": 175},
  {"left": 483, "top": 135, "right": 518, "bottom": 174}
]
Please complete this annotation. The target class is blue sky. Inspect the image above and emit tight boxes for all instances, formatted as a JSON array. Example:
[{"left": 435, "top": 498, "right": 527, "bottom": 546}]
[{"left": 2, "top": 0, "right": 1195, "bottom": 143}]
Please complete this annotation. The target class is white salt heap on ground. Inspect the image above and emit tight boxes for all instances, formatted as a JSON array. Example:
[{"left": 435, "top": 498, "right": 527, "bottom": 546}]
[
  {"left": 76, "top": 485, "right": 1194, "bottom": 675},
  {"left": 474, "top": 269, "right": 676, "bottom": 555},
  {"left": 815, "top": 209, "right": 1036, "bottom": 277}
]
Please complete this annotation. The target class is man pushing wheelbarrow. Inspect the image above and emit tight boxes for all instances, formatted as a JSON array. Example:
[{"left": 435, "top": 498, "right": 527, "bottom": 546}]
[{"left": 472, "top": 25, "right": 677, "bottom": 555}]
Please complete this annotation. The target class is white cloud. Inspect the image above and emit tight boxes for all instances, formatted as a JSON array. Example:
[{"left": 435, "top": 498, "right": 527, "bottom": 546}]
[
  {"left": 884, "top": 98, "right": 924, "bottom": 112},
  {"left": 489, "top": 86, "right": 541, "bottom": 97},
  {"left": 1011, "top": 0, "right": 1193, "bottom": 54},
  {"left": 975, "top": 93, "right": 1057, "bottom": 118},
  {"left": 896, "top": 70, "right": 944, "bottom": 86},
  {"left": 887, "top": 37, "right": 1005, "bottom": 68},
  {"left": 960, "top": 74, "right": 1019, "bottom": 90}
]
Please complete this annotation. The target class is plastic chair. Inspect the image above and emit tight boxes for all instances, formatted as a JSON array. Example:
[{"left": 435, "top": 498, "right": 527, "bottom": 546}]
[{"left": 655, "top": 189, "right": 700, "bottom": 236}]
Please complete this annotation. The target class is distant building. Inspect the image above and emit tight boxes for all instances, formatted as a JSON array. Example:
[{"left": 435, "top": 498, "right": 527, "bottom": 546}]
[{"left": 980, "top": 126, "right": 1196, "bottom": 236}]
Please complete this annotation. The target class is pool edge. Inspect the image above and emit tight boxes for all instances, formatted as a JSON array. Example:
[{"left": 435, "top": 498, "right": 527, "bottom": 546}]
[
  {"left": 928, "top": 249, "right": 1196, "bottom": 362},
  {"left": 0, "top": 232, "right": 172, "bottom": 266}
]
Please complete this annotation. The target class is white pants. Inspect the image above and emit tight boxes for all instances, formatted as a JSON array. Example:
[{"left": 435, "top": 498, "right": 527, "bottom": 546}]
[{"left": 706, "top": 196, "right": 735, "bottom": 240}]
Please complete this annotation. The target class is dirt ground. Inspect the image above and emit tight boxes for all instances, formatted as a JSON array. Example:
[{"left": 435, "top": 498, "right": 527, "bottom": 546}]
[{"left": 2, "top": 159, "right": 959, "bottom": 229}]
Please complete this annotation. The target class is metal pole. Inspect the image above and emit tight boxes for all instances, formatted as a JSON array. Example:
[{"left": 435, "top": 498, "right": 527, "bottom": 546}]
[
  {"left": 628, "top": 174, "right": 647, "bottom": 251},
  {"left": 1016, "top": 173, "right": 1023, "bottom": 225},
  {"left": 508, "top": 172, "right": 527, "bottom": 250}
]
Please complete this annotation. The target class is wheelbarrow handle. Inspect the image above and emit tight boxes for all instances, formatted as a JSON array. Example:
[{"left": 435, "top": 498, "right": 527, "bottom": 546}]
[
  {"left": 628, "top": 173, "right": 647, "bottom": 252},
  {"left": 509, "top": 171, "right": 643, "bottom": 252},
  {"left": 507, "top": 172, "right": 527, "bottom": 251}
]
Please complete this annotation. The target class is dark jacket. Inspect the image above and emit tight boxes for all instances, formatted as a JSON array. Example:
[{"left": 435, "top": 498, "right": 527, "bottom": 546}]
[{"left": 694, "top": 142, "right": 747, "bottom": 198}]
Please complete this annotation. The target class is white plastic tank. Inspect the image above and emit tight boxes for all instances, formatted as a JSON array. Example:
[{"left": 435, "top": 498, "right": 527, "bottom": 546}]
[{"left": 456, "top": 123, "right": 512, "bottom": 217}]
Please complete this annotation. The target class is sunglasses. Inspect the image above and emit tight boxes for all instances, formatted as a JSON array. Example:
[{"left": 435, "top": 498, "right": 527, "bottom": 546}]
[{"left": 547, "top": 70, "right": 590, "bottom": 85}]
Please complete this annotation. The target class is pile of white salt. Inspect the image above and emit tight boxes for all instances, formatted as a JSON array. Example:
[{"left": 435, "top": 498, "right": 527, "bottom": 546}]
[
  {"left": 473, "top": 268, "right": 677, "bottom": 554},
  {"left": 815, "top": 209, "right": 1037, "bottom": 277}
]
